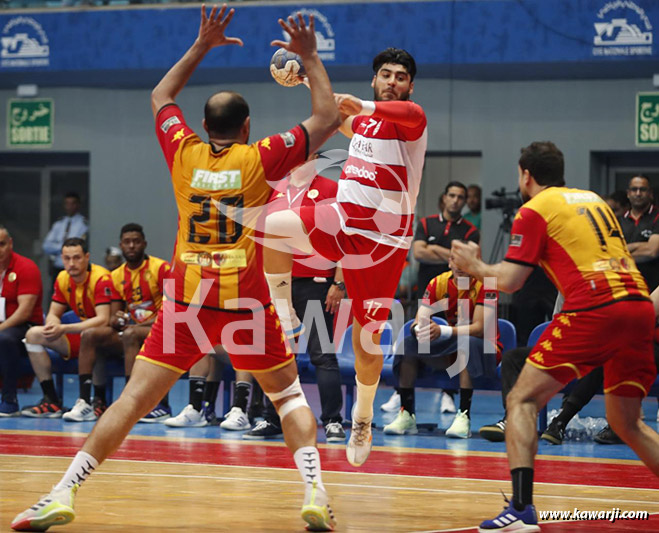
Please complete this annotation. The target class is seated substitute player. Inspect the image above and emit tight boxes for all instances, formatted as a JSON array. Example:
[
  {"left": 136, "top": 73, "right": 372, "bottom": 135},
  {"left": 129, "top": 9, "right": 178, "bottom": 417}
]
[
  {"left": 263, "top": 47, "right": 427, "bottom": 467},
  {"left": 21, "top": 238, "right": 118, "bottom": 418},
  {"left": 384, "top": 252, "right": 499, "bottom": 438},
  {"left": 0, "top": 225, "right": 43, "bottom": 417},
  {"left": 451, "top": 141, "right": 659, "bottom": 532},
  {"left": 12, "top": 6, "right": 340, "bottom": 532},
  {"left": 62, "top": 223, "right": 170, "bottom": 423}
]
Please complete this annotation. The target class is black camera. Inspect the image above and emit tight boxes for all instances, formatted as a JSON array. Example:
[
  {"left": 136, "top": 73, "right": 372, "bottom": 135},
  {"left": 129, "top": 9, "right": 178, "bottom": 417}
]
[{"left": 485, "top": 187, "right": 522, "bottom": 212}]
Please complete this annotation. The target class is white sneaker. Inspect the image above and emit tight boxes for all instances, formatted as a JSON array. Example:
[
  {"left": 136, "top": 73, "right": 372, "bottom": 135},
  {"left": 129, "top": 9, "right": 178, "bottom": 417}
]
[
  {"left": 220, "top": 406, "right": 251, "bottom": 431},
  {"left": 164, "top": 404, "right": 208, "bottom": 427},
  {"left": 346, "top": 418, "right": 373, "bottom": 467},
  {"left": 301, "top": 480, "right": 336, "bottom": 532},
  {"left": 445, "top": 409, "right": 471, "bottom": 439},
  {"left": 440, "top": 391, "right": 457, "bottom": 413},
  {"left": 62, "top": 399, "right": 96, "bottom": 422},
  {"left": 380, "top": 391, "right": 401, "bottom": 412},
  {"left": 11, "top": 484, "right": 78, "bottom": 531},
  {"left": 383, "top": 409, "right": 418, "bottom": 435}
]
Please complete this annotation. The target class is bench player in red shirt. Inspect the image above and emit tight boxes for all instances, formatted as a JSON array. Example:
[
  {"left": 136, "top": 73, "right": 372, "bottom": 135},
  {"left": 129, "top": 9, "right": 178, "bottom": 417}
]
[
  {"left": 452, "top": 141, "right": 659, "bottom": 532},
  {"left": 12, "top": 6, "right": 340, "bottom": 532},
  {"left": 264, "top": 48, "right": 428, "bottom": 467}
]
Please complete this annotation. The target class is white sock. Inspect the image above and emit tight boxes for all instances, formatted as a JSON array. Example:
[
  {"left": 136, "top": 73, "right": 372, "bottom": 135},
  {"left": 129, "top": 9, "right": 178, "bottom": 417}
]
[
  {"left": 265, "top": 272, "right": 300, "bottom": 330},
  {"left": 55, "top": 451, "right": 99, "bottom": 490},
  {"left": 294, "top": 446, "right": 325, "bottom": 491},
  {"left": 354, "top": 377, "right": 380, "bottom": 421}
]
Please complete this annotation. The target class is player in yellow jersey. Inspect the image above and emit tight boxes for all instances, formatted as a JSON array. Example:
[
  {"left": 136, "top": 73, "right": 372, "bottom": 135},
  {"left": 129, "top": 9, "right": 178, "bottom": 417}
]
[
  {"left": 451, "top": 141, "right": 659, "bottom": 532},
  {"left": 21, "top": 238, "right": 118, "bottom": 419},
  {"left": 12, "top": 5, "right": 340, "bottom": 532},
  {"left": 61, "top": 223, "right": 171, "bottom": 423}
]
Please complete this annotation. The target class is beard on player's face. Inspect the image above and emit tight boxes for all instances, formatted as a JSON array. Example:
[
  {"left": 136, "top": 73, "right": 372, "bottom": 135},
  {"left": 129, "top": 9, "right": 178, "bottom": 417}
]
[{"left": 374, "top": 86, "right": 410, "bottom": 102}]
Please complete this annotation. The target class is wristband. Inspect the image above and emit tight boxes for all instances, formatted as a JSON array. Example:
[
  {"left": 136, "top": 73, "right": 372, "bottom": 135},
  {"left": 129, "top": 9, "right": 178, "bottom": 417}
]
[
  {"left": 360, "top": 100, "right": 376, "bottom": 116},
  {"left": 332, "top": 280, "right": 345, "bottom": 291},
  {"left": 438, "top": 325, "right": 452, "bottom": 341}
]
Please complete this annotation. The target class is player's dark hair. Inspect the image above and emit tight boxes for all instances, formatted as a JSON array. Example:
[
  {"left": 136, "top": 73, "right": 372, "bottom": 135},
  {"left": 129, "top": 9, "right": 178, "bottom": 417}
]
[
  {"left": 444, "top": 181, "right": 468, "bottom": 196},
  {"left": 372, "top": 48, "right": 417, "bottom": 81},
  {"left": 519, "top": 141, "right": 565, "bottom": 187},
  {"left": 120, "top": 222, "right": 145, "bottom": 239},
  {"left": 65, "top": 192, "right": 81, "bottom": 202},
  {"left": 467, "top": 184, "right": 481, "bottom": 193},
  {"left": 62, "top": 237, "right": 88, "bottom": 253},
  {"left": 606, "top": 190, "right": 630, "bottom": 208},
  {"left": 204, "top": 91, "right": 250, "bottom": 138}
]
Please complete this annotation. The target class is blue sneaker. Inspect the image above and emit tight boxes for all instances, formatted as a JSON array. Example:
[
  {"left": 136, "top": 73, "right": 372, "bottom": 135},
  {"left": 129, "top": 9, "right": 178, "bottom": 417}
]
[
  {"left": 479, "top": 496, "right": 540, "bottom": 532},
  {"left": 0, "top": 400, "right": 20, "bottom": 417},
  {"left": 139, "top": 404, "right": 172, "bottom": 423}
]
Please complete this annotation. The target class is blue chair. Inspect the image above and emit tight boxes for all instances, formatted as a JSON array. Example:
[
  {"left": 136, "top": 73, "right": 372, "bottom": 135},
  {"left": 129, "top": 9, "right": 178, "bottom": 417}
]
[{"left": 336, "top": 323, "right": 393, "bottom": 419}]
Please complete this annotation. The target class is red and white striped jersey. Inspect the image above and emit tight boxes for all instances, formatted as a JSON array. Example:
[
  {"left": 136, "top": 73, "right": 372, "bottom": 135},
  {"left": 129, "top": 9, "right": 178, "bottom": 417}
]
[{"left": 336, "top": 100, "right": 427, "bottom": 249}]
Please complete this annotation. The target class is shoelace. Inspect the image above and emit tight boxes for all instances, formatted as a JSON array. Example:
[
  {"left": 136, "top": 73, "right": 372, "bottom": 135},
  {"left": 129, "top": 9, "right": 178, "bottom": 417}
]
[
  {"left": 351, "top": 421, "right": 370, "bottom": 444},
  {"left": 253, "top": 420, "right": 270, "bottom": 431}
]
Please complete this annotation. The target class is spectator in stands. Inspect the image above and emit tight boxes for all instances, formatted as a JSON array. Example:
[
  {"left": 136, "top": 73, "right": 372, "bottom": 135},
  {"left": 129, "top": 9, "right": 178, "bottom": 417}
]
[
  {"left": 165, "top": 351, "right": 224, "bottom": 428},
  {"left": 604, "top": 190, "right": 630, "bottom": 218},
  {"left": 62, "top": 224, "right": 170, "bottom": 422},
  {"left": 241, "top": 155, "right": 346, "bottom": 442},
  {"left": 381, "top": 182, "right": 480, "bottom": 415},
  {"left": 463, "top": 184, "right": 482, "bottom": 230},
  {"left": 104, "top": 246, "right": 123, "bottom": 271},
  {"left": 42, "top": 192, "right": 88, "bottom": 288},
  {"left": 0, "top": 225, "right": 44, "bottom": 417},
  {"left": 383, "top": 252, "right": 499, "bottom": 438},
  {"left": 21, "top": 238, "right": 117, "bottom": 418}
]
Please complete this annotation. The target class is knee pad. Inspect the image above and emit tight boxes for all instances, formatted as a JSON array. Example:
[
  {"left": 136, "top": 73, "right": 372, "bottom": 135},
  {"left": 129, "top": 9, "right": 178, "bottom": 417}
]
[{"left": 265, "top": 377, "right": 309, "bottom": 420}]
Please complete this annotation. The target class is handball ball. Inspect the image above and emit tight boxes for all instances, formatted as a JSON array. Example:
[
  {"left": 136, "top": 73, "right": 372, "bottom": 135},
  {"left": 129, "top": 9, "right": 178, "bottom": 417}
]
[{"left": 270, "top": 48, "right": 305, "bottom": 87}]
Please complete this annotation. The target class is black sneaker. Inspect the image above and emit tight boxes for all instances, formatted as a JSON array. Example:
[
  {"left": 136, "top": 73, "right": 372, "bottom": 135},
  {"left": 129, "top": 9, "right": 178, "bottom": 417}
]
[
  {"left": 479, "top": 419, "right": 506, "bottom": 442},
  {"left": 325, "top": 421, "right": 346, "bottom": 443},
  {"left": 21, "top": 398, "right": 63, "bottom": 418},
  {"left": 540, "top": 419, "right": 565, "bottom": 445},
  {"left": 242, "top": 420, "right": 283, "bottom": 440},
  {"left": 205, "top": 409, "right": 220, "bottom": 426},
  {"left": 594, "top": 424, "right": 623, "bottom": 445},
  {"left": 92, "top": 397, "right": 108, "bottom": 419}
]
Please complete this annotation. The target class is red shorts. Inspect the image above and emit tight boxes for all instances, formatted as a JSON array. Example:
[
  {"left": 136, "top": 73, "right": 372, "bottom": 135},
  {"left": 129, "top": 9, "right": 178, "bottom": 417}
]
[
  {"left": 62, "top": 333, "right": 80, "bottom": 360},
  {"left": 137, "top": 301, "right": 294, "bottom": 374},
  {"left": 299, "top": 203, "right": 408, "bottom": 328},
  {"left": 527, "top": 299, "right": 657, "bottom": 397}
]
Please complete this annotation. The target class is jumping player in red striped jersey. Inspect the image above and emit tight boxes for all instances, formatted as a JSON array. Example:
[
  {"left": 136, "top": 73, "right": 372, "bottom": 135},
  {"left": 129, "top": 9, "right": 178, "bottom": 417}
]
[
  {"left": 263, "top": 48, "right": 427, "bottom": 467},
  {"left": 452, "top": 141, "right": 659, "bottom": 532}
]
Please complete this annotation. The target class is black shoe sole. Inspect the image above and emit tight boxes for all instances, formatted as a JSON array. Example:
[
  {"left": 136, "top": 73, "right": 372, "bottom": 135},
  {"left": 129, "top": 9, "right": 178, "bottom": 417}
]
[
  {"left": 540, "top": 432, "right": 562, "bottom": 445},
  {"left": 479, "top": 427, "right": 505, "bottom": 442}
]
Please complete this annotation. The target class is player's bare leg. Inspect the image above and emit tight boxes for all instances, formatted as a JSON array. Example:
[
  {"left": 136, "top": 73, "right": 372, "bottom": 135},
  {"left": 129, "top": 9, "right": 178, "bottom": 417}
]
[
  {"left": 606, "top": 393, "right": 659, "bottom": 475},
  {"left": 11, "top": 359, "right": 180, "bottom": 531},
  {"left": 255, "top": 360, "right": 336, "bottom": 531},
  {"left": 346, "top": 320, "right": 382, "bottom": 467},
  {"left": 122, "top": 325, "right": 152, "bottom": 376},
  {"left": 263, "top": 210, "right": 313, "bottom": 338}
]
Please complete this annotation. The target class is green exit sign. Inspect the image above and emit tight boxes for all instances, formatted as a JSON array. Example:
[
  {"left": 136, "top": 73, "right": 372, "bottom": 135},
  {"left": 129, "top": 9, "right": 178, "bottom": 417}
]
[
  {"left": 7, "top": 98, "right": 54, "bottom": 148},
  {"left": 636, "top": 92, "right": 659, "bottom": 147}
]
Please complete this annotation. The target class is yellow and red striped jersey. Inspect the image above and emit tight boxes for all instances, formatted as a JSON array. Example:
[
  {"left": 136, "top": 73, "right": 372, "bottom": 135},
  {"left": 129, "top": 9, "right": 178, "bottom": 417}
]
[
  {"left": 505, "top": 187, "right": 649, "bottom": 311},
  {"left": 155, "top": 104, "right": 308, "bottom": 310},
  {"left": 111, "top": 256, "right": 170, "bottom": 323},
  {"left": 53, "top": 263, "right": 118, "bottom": 319}
]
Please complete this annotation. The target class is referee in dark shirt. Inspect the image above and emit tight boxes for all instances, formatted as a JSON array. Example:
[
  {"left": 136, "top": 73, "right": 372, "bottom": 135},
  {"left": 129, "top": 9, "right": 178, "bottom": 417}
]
[{"left": 618, "top": 175, "right": 659, "bottom": 291}]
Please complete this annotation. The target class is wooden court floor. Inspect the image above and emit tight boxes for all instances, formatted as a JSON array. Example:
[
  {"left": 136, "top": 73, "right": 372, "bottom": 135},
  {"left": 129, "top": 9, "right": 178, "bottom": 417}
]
[{"left": 2, "top": 454, "right": 659, "bottom": 532}]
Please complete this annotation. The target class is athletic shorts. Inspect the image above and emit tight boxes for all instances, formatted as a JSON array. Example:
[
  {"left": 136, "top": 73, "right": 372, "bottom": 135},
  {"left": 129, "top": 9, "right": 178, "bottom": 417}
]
[
  {"left": 136, "top": 301, "right": 294, "bottom": 374},
  {"left": 298, "top": 203, "right": 408, "bottom": 329},
  {"left": 527, "top": 299, "right": 656, "bottom": 397},
  {"left": 62, "top": 333, "right": 80, "bottom": 360}
]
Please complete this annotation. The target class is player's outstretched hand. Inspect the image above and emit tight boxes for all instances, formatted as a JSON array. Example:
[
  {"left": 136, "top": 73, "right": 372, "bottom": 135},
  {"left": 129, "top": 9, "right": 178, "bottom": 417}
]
[
  {"left": 272, "top": 13, "right": 317, "bottom": 59},
  {"left": 335, "top": 93, "right": 364, "bottom": 116},
  {"left": 197, "top": 4, "right": 244, "bottom": 49},
  {"left": 451, "top": 240, "right": 481, "bottom": 273}
]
